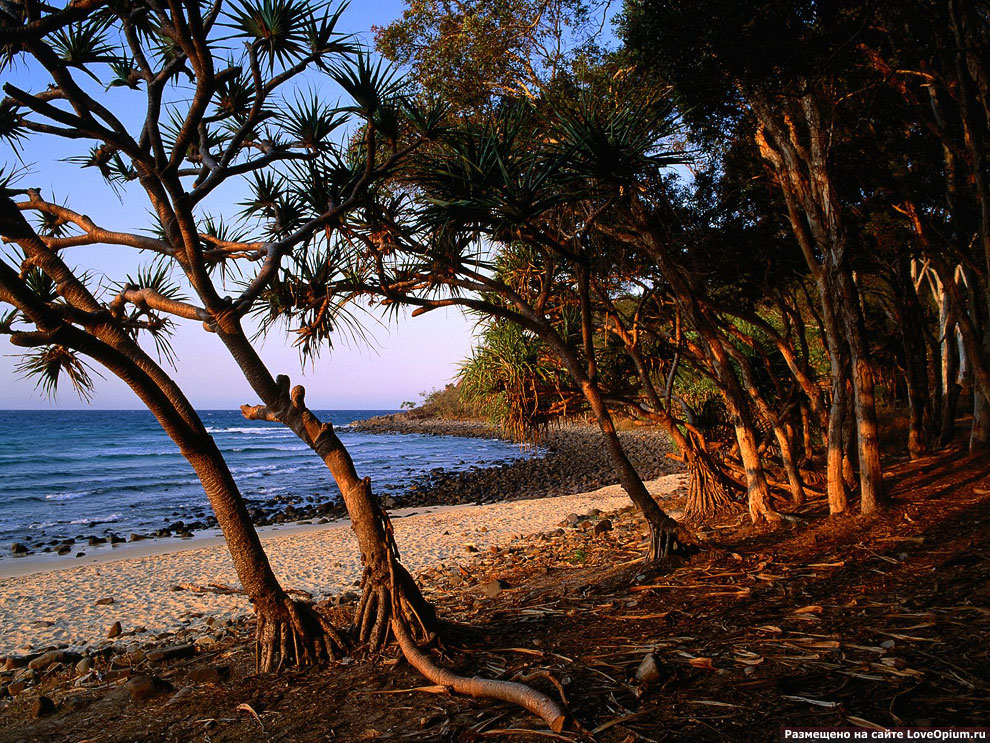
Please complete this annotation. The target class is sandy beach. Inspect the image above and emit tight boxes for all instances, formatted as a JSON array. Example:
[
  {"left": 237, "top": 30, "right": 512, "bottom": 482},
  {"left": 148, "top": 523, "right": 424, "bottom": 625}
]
[{"left": 0, "top": 475, "right": 686, "bottom": 656}]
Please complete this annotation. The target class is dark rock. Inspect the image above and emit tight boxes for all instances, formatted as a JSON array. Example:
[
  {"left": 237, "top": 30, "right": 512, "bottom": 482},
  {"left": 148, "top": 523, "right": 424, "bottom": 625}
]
[
  {"left": 75, "top": 657, "right": 94, "bottom": 675},
  {"left": 109, "top": 535, "right": 125, "bottom": 545},
  {"left": 147, "top": 644, "right": 197, "bottom": 663},
  {"left": 593, "top": 518, "right": 613, "bottom": 536},
  {"left": 56, "top": 545, "right": 71, "bottom": 555},
  {"left": 32, "top": 696, "right": 55, "bottom": 717},
  {"left": 5, "top": 680, "right": 26, "bottom": 695},
  {"left": 29, "top": 650, "right": 80, "bottom": 670},
  {"left": 95, "top": 597, "right": 114, "bottom": 606},
  {"left": 10, "top": 543, "right": 29, "bottom": 555},
  {"left": 565, "top": 513, "right": 580, "bottom": 525},
  {"left": 4, "top": 656, "right": 27, "bottom": 671},
  {"left": 107, "top": 621, "right": 123, "bottom": 638},
  {"left": 129, "top": 533, "right": 147, "bottom": 542},
  {"left": 188, "top": 664, "right": 222, "bottom": 684},
  {"left": 88, "top": 536, "right": 107, "bottom": 546},
  {"left": 635, "top": 652, "right": 662, "bottom": 683},
  {"left": 125, "top": 674, "right": 173, "bottom": 702}
]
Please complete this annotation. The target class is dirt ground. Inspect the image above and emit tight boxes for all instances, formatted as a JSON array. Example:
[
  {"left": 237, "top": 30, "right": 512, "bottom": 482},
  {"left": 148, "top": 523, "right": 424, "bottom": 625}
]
[{"left": 1, "top": 445, "right": 988, "bottom": 742}]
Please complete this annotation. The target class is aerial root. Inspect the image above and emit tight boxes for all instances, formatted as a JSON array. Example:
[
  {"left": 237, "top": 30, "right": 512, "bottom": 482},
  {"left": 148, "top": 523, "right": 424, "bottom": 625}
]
[
  {"left": 255, "top": 596, "right": 348, "bottom": 673},
  {"left": 683, "top": 457, "right": 739, "bottom": 523}
]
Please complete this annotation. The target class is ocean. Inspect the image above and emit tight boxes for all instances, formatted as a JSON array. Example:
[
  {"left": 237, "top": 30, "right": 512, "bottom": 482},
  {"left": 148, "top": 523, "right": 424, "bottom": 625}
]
[{"left": 0, "top": 410, "right": 531, "bottom": 555}]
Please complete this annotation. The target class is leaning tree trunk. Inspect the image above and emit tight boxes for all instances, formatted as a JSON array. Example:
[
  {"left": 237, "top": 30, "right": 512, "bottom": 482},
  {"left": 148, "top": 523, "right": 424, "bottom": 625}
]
[
  {"left": 580, "top": 379, "right": 696, "bottom": 559},
  {"left": 0, "top": 200, "right": 330, "bottom": 671},
  {"left": 211, "top": 321, "right": 436, "bottom": 651},
  {"left": 182, "top": 437, "right": 347, "bottom": 671}
]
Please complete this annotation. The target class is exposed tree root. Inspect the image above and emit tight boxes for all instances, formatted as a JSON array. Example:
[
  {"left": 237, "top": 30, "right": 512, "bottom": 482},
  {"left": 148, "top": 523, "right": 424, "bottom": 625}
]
[
  {"left": 353, "top": 558, "right": 437, "bottom": 653},
  {"left": 255, "top": 596, "right": 349, "bottom": 673},
  {"left": 645, "top": 513, "right": 699, "bottom": 561},
  {"left": 388, "top": 566, "right": 568, "bottom": 733}
]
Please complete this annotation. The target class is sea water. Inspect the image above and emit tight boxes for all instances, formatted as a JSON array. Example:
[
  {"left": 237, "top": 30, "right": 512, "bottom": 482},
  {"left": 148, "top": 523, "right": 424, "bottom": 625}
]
[{"left": 0, "top": 409, "right": 529, "bottom": 553}]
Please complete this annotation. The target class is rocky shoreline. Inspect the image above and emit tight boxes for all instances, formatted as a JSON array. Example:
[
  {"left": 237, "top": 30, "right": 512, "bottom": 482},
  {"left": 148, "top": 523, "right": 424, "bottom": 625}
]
[
  {"left": 351, "top": 415, "right": 680, "bottom": 509},
  {"left": 7, "top": 415, "right": 677, "bottom": 563}
]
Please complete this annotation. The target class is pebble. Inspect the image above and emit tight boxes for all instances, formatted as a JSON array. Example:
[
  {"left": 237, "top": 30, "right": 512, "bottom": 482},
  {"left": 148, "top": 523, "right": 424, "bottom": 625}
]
[
  {"left": 635, "top": 652, "right": 662, "bottom": 683},
  {"left": 95, "top": 597, "right": 115, "bottom": 606},
  {"left": 107, "top": 621, "right": 123, "bottom": 638},
  {"left": 478, "top": 579, "right": 508, "bottom": 598}
]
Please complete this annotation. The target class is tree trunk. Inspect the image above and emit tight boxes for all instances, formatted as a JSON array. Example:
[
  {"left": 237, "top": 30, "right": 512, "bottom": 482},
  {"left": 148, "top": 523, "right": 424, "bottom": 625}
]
[
  {"left": 183, "top": 439, "right": 346, "bottom": 670},
  {"left": 832, "top": 267, "right": 886, "bottom": 513},
  {"left": 0, "top": 200, "right": 328, "bottom": 670},
  {"left": 221, "top": 324, "right": 437, "bottom": 651}
]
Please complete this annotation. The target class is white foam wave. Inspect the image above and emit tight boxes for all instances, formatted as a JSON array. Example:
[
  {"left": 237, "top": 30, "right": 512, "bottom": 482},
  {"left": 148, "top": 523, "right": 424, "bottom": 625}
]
[
  {"left": 44, "top": 491, "right": 89, "bottom": 501},
  {"left": 69, "top": 513, "right": 121, "bottom": 525},
  {"left": 206, "top": 426, "right": 293, "bottom": 435}
]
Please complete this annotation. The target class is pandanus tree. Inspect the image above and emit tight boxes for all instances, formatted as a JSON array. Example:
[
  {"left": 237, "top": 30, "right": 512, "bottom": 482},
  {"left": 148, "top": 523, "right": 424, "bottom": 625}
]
[
  {"left": 311, "top": 99, "right": 700, "bottom": 557},
  {"left": 622, "top": 0, "right": 890, "bottom": 515},
  {"left": 0, "top": 1, "right": 569, "bottom": 726},
  {"left": 0, "top": 0, "right": 443, "bottom": 664}
]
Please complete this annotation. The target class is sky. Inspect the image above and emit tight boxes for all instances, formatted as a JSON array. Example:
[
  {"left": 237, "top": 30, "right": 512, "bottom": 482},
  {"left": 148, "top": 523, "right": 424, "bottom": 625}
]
[{"left": 0, "top": 0, "right": 481, "bottom": 411}]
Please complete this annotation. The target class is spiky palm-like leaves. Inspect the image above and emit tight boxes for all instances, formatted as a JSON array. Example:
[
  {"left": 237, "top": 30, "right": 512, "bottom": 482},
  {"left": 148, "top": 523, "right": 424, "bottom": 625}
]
[
  {"left": 65, "top": 145, "right": 137, "bottom": 195},
  {"left": 280, "top": 91, "right": 346, "bottom": 151},
  {"left": 0, "top": 101, "right": 26, "bottom": 154},
  {"left": 460, "top": 320, "right": 568, "bottom": 441},
  {"left": 50, "top": 18, "right": 117, "bottom": 79},
  {"left": 110, "top": 261, "right": 188, "bottom": 365},
  {"left": 549, "top": 90, "right": 686, "bottom": 193},
  {"left": 225, "top": 0, "right": 348, "bottom": 71},
  {"left": 15, "top": 345, "right": 100, "bottom": 401},
  {"left": 412, "top": 102, "right": 570, "bottom": 237}
]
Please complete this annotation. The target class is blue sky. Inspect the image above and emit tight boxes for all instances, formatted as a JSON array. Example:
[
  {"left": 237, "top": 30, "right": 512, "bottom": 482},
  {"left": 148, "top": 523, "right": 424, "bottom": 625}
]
[{"left": 0, "top": 0, "right": 479, "bottom": 410}]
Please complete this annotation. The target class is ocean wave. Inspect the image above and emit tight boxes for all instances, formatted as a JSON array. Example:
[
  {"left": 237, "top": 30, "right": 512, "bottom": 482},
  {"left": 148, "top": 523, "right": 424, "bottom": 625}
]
[
  {"left": 44, "top": 491, "right": 89, "bottom": 501},
  {"left": 28, "top": 512, "right": 121, "bottom": 529},
  {"left": 69, "top": 513, "right": 121, "bottom": 525},
  {"left": 206, "top": 426, "right": 294, "bottom": 435}
]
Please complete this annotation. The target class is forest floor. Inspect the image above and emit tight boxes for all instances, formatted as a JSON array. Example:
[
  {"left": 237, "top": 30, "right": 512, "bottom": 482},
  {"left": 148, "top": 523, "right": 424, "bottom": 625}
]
[{"left": 1, "top": 444, "right": 988, "bottom": 742}]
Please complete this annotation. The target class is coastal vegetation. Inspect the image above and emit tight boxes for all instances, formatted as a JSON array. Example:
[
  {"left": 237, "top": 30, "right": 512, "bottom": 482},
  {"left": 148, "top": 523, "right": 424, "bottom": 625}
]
[{"left": 1, "top": 0, "right": 989, "bottom": 739}]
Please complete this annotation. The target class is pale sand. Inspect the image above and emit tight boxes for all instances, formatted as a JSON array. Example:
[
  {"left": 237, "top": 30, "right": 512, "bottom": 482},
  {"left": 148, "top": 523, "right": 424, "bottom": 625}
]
[{"left": 0, "top": 474, "right": 686, "bottom": 656}]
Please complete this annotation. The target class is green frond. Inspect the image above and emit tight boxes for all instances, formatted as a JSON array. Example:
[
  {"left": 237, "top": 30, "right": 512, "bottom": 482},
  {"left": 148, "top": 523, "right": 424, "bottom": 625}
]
[
  {"left": 15, "top": 345, "right": 101, "bottom": 402},
  {"left": 213, "top": 67, "right": 256, "bottom": 119},
  {"left": 0, "top": 102, "right": 27, "bottom": 154},
  {"left": 50, "top": 18, "right": 117, "bottom": 76},
  {"left": 305, "top": 3, "right": 358, "bottom": 64},
  {"left": 329, "top": 52, "right": 404, "bottom": 118},
  {"left": 64, "top": 145, "right": 137, "bottom": 196},
  {"left": 106, "top": 56, "right": 142, "bottom": 90},
  {"left": 224, "top": 0, "right": 319, "bottom": 70},
  {"left": 279, "top": 90, "right": 346, "bottom": 151}
]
